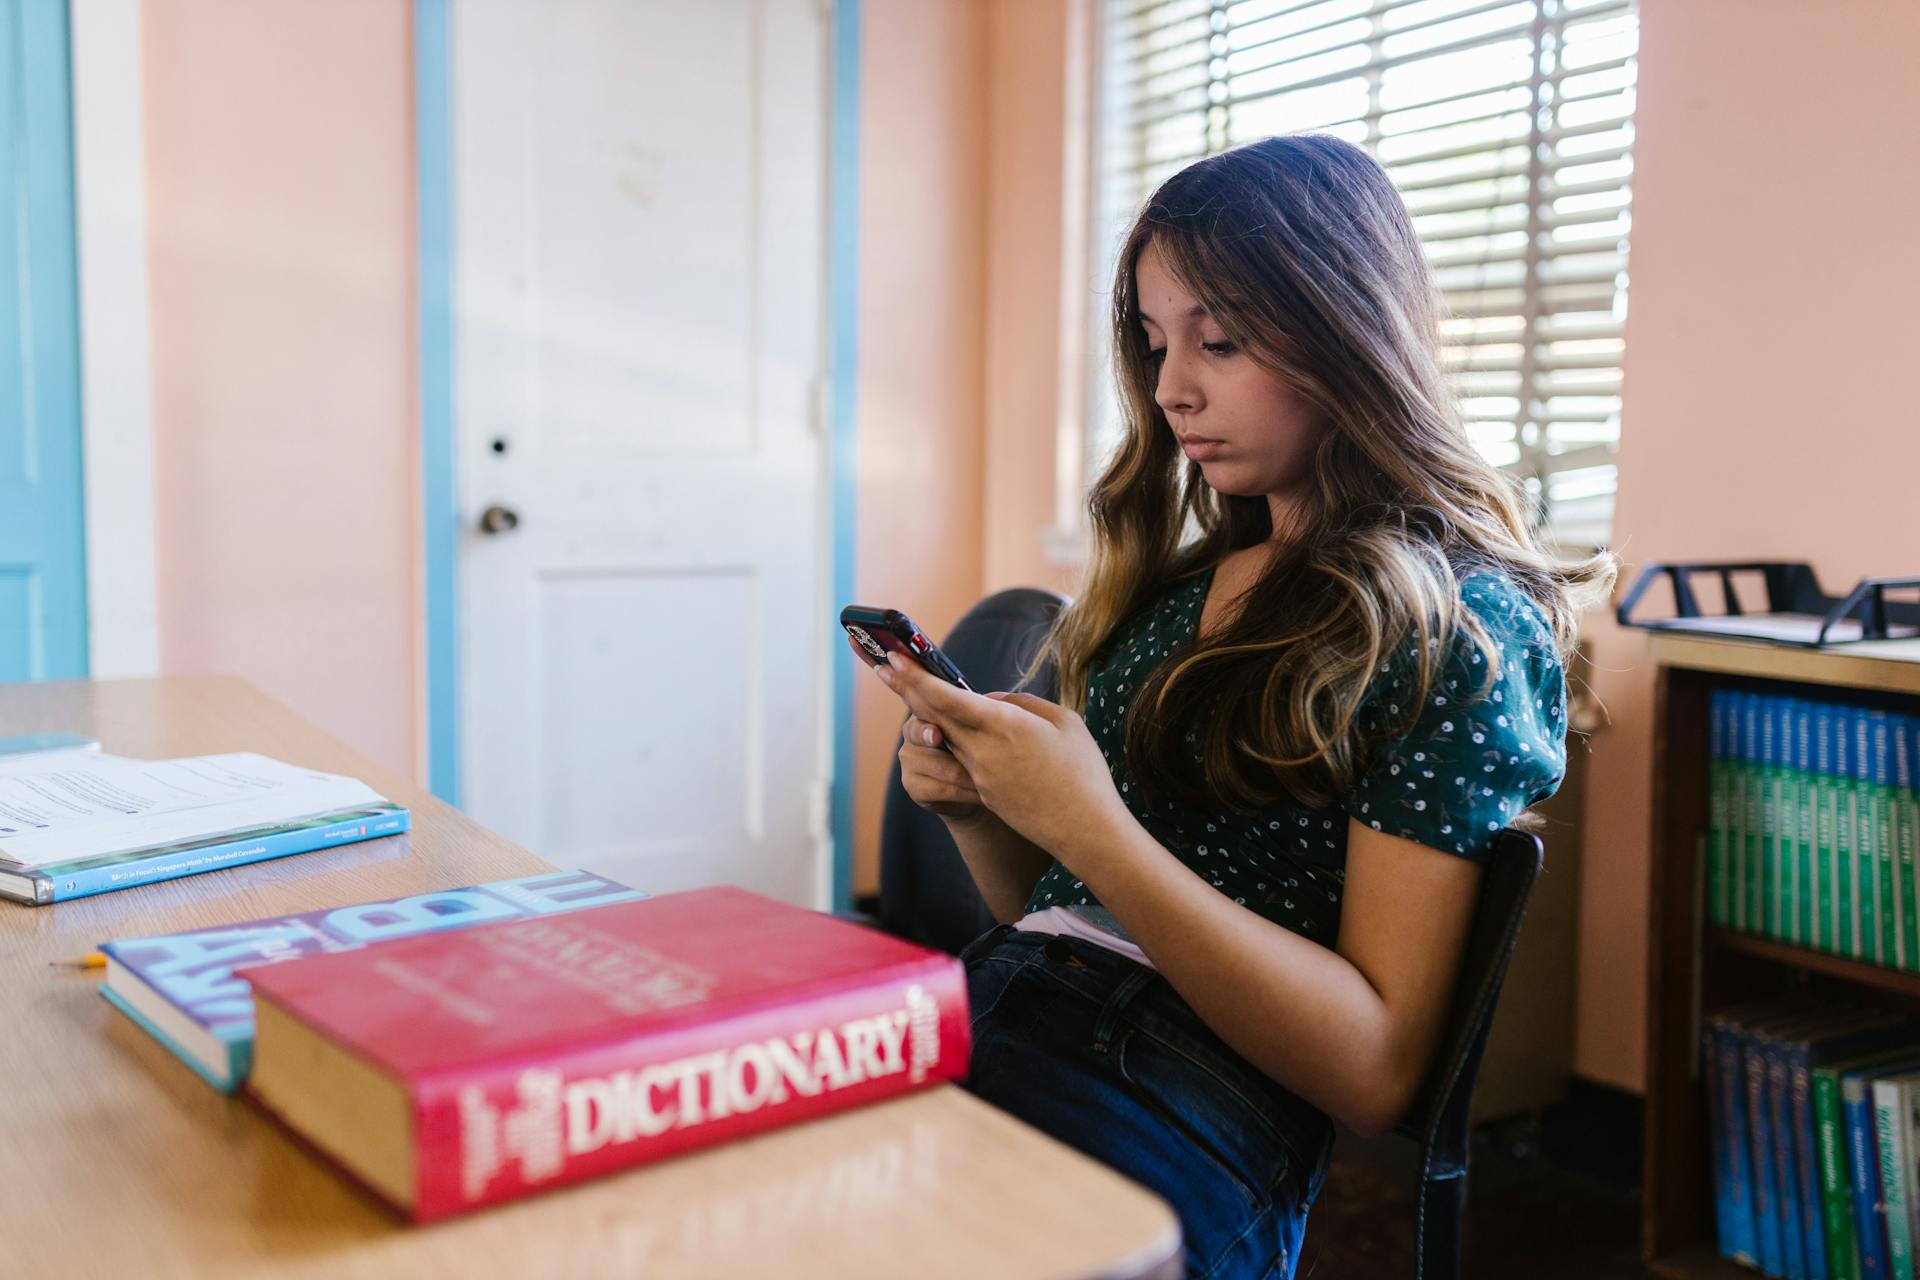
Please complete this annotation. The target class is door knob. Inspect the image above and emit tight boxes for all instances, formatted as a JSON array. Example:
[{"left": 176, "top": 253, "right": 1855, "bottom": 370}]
[{"left": 478, "top": 505, "right": 521, "bottom": 535}]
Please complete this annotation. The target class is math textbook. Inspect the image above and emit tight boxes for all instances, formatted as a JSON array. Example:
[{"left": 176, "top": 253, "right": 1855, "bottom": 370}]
[
  {"left": 244, "top": 886, "right": 970, "bottom": 1222},
  {"left": 100, "top": 869, "right": 646, "bottom": 1090}
]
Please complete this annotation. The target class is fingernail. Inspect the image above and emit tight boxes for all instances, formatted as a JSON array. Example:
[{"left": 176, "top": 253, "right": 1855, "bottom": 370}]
[
  {"left": 922, "top": 726, "right": 937, "bottom": 746},
  {"left": 874, "top": 664, "right": 893, "bottom": 686}
]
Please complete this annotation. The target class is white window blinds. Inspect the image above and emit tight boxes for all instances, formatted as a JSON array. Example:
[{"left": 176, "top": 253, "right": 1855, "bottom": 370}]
[{"left": 1091, "top": 0, "right": 1637, "bottom": 546}]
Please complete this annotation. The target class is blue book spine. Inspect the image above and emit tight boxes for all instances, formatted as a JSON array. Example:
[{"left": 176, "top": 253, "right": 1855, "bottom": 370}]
[
  {"left": 1795, "top": 1038, "right": 1835, "bottom": 1280},
  {"left": 33, "top": 809, "right": 411, "bottom": 903},
  {"left": 1848, "top": 1072, "right": 1894, "bottom": 1279},
  {"left": 1720, "top": 1020, "right": 1751, "bottom": 1258},
  {"left": 1724, "top": 1020, "right": 1762, "bottom": 1264},
  {"left": 1773, "top": 1032, "right": 1813, "bottom": 1278},
  {"left": 1763, "top": 697, "right": 1783, "bottom": 941},
  {"left": 1757, "top": 1029, "right": 1789, "bottom": 1275}
]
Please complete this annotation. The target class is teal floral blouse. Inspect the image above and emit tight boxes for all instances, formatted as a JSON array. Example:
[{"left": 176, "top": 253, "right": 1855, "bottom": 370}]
[{"left": 1022, "top": 564, "right": 1568, "bottom": 945}]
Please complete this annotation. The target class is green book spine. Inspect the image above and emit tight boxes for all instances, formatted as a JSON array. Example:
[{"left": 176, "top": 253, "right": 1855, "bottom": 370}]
[
  {"left": 1801, "top": 727, "right": 1820, "bottom": 949},
  {"left": 1897, "top": 716, "right": 1918, "bottom": 973},
  {"left": 1781, "top": 701, "right": 1803, "bottom": 945},
  {"left": 1763, "top": 698, "right": 1782, "bottom": 941},
  {"left": 1817, "top": 1065, "right": 1863, "bottom": 1280},
  {"left": 1837, "top": 707, "right": 1859, "bottom": 958},
  {"left": 1817, "top": 702, "right": 1842, "bottom": 957},
  {"left": 1737, "top": 692, "right": 1756, "bottom": 932},
  {"left": 1748, "top": 696, "right": 1770, "bottom": 937},
  {"left": 1711, "top": 691, "right": 1732, "bottom": 927},
  {"left": 1870, "top": 713, "right": 1897, "bottom": 968},
  {"left": 1855, "top": 711, "right": 1881, "bottom": 965},
  {"left": 1879, "top": 1077, "right": 1916, "bottom": 1280},
  {"left": 1796, "top": 701, "right": 1817, "bottom": 947}
]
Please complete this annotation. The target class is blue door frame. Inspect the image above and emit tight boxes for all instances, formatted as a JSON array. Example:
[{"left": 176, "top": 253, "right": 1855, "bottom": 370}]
[
  {"left": 412, "top": 0, "right": 862, "bottom": 911},
  {"left": 0, "top": 0, "right": 88, "bottom": 682}
]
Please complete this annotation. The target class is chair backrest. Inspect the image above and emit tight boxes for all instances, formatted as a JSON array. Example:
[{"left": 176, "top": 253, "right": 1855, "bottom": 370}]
[
  {"left": 877, "top": 588, "right": 1069, "bottom": 954},
  {"left": 1392, "top": 826, "right": 1544, "bottom": 1280}
]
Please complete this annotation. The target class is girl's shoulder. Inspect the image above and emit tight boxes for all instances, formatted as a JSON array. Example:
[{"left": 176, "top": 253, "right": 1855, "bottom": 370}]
[{"left": 1452, "top": 565, "right": 1561, "bottom": 673}]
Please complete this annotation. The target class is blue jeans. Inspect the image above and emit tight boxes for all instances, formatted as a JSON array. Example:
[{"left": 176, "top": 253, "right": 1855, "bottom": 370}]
[{"left": 958, "top": 924, "right": 1334, "bottom": 1280}]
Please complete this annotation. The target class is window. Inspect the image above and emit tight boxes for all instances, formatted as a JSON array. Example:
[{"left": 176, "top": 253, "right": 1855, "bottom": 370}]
[{"left": 1086, "top": 0, "right": 1637, "bottom": 547}]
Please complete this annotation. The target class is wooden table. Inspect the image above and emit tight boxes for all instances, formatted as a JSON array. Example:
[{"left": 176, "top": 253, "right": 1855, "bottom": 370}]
[{"left": 2, "top": 676, "right": 1182, "bottom": 1280}]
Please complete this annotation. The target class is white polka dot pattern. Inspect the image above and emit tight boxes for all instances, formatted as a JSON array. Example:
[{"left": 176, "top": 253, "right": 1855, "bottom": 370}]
[{"left": 1022, "top": 565, "right": 1568, "bottom": 945}]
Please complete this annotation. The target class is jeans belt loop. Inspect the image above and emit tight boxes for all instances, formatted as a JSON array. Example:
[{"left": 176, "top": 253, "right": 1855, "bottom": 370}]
[{"left": 1091, "top": 966, "right": 1157, "bottom": 1054}]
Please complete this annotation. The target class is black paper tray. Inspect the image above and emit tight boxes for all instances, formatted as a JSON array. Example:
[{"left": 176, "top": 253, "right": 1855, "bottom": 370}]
[{"left": 1615, "top": 561, "right": 1920, "bottom": 648}]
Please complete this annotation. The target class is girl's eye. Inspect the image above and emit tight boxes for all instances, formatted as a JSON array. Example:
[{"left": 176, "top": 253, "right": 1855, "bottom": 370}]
[{"left": 1202, "top": 341, "right": 1236, "bottom": 356}]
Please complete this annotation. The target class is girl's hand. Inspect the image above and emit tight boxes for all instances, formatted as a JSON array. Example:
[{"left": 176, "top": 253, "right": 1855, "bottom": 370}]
[
  {"left": 872, "top": 651, "right": 1131, "bottom": 866},
  {"left": 897, "top": 713, "right": 985, "bottom": 822}
]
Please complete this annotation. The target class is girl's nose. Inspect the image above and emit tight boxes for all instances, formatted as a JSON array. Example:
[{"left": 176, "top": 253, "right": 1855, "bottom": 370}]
[{"left": 1155, "top": 350, "right": 1202, "bottom": 417}]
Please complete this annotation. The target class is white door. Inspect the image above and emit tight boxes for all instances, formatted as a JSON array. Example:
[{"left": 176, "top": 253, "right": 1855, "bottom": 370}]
[{"left": 454, "top": 0, "right": 830, "bottom": 906}]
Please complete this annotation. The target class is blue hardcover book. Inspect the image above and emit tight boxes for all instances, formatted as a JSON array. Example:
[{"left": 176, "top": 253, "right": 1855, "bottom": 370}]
[
  {"left": 1715, "top": 1002, "right": 1800, "bottom": 1266},
  {"left": 1765, "top": 1010, "right": 1902, "bottom": 1279},
  {"left": 0, "top": 804, "right": 411, "bottom": 905},
  {"left": 1788, "top": 1018, "right": 1920, "bottom": 1280},
  {"left": 1759, "top": 1010, "right": 1867, "bottom": 1276},
  {"left": 1844, "top": 1053, "right": 1920, "bottom": 1279},
  {"left": 99, "top": 868, "right": 647, "bottom": 1090}
]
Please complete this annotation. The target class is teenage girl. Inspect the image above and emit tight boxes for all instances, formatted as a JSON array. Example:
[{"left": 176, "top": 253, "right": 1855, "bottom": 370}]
[{"left": 865, "top": 133, "right": 1615, "bottom": 1280}]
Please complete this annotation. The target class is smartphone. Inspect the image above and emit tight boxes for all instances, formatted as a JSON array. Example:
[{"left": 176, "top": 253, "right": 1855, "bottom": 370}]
[{"left": 839, "top": 605, "right": 974, "bottom": 691}]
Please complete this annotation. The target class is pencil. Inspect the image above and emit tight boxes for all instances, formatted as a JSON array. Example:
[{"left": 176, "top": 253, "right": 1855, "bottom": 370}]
[{"left": 49, "top": 952, "right": 106, "bottom": 970}]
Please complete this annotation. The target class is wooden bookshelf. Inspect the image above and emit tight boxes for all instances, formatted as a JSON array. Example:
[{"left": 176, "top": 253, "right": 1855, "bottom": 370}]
[{"left": 1642, "top": 634, "right": 1920, "bottom": 1267}]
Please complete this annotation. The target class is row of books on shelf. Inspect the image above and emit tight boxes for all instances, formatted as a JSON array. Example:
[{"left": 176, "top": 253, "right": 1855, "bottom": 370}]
[
  {"left": 96, "top": 869, "right": 969, "bottom": 1221},
  {"left": 1709, "top": 690, "right": 1920, "bottom": 968},
  {"left": 1705, "top": 1000, "right": 1920, "bottom": 1280}
]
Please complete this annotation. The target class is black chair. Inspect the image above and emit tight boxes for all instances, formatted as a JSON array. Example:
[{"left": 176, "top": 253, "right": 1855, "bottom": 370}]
[
  {"left": 1389, "top": 826, "right": 1545, "bottom": 1280},
  {"left": 873, "top": 587, "right": 1068, "bottom": 955}
]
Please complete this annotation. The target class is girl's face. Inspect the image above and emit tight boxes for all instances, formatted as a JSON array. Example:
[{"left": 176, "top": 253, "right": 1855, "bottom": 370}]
[{"left": 1134, "top": 239, "right": 1327, "bottom": 522}]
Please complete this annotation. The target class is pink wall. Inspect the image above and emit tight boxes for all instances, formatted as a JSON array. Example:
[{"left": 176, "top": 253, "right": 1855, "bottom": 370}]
[
  {"left": 1573, "top": 0, "right": 1920, "bottom": 1091},
  {"left": 852, "top": 1, "right": 991, "bottom": 893},
  {"left": 142, "top": 0, "right": 419, "bottom": 778}
]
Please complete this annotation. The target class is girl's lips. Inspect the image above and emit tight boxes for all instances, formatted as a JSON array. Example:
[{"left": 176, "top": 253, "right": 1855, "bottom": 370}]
[{"left": 1180, "top": 437, "right": 1225, "bottom": 461}]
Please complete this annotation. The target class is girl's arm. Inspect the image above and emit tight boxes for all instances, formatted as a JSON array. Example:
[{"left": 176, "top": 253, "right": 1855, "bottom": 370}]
[
  {"left": 1065, "top": 812, "right": 1482, "bottom": 1139},
  {"left": 940, "top": 810, "right": 1057, "bottom": 925}
]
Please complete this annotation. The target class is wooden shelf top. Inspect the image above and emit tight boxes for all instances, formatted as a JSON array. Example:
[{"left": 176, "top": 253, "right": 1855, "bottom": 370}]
[
  {"left": 1707, "top": 927, "right": 1920, "bottom": 1000},
  {"left": 1648, "top": 631, "right": 1920, "bottom": 696}
]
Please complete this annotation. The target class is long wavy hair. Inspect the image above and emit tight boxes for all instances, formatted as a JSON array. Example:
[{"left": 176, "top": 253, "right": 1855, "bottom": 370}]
[{"left": 1040, "top": 134, "right": 1616, "bottom": 814}]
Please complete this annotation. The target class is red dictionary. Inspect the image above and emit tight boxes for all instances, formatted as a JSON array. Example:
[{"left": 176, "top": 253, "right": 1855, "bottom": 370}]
[{"left": 243, "top": 886, "right": 971, "bottom": 1222}]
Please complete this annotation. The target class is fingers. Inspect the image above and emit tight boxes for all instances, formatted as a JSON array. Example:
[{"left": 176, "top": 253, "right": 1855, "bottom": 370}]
[
  {"left": 901, "top": 714, "right": 943, "bottom": 750},
  {"left": 898, "top": 742, "right": 980, "bottom": 806},
  {"left": 882, "top": 653, "right": 990, "bottom": 733},
  {"left": 993, "top": 691, "right": 1067, "bottom": 725}
]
